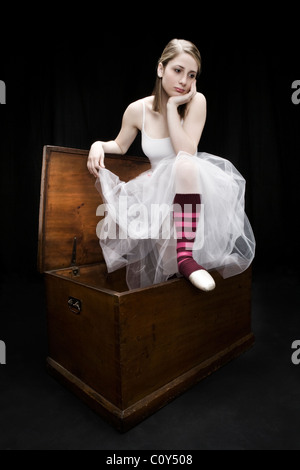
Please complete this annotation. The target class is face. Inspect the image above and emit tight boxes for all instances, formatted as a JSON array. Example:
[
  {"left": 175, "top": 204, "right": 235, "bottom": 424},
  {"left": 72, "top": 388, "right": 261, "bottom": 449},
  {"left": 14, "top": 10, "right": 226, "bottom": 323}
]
[{"left": 158, "top": 52, "right": 198, "bottom": 97}]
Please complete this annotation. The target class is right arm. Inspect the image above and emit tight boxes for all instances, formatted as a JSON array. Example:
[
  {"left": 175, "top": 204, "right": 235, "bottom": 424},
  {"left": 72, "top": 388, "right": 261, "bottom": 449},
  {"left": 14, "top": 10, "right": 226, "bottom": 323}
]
[{"left": 87, "top": 100, "right": 142, "bottom": 177}]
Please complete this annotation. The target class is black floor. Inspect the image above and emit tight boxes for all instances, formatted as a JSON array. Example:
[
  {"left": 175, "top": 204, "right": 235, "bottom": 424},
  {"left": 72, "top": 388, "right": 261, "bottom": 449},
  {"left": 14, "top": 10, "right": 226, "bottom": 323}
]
[{"left": 1, "top": 267, "right": 299, "bottom": 450}]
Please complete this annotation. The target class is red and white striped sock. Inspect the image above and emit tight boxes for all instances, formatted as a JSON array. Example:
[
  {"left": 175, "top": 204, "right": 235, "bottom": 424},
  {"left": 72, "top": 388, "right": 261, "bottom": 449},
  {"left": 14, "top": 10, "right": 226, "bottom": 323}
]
[{"left": 173, "top": 193, "right": 205, "bottom": 279}]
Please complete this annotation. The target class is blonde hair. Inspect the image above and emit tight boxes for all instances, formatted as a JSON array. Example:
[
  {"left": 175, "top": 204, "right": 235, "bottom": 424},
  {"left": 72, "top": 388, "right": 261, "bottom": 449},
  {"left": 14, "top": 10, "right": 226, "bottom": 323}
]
[{"left": 152, "top": 39, "right": 202, "bottom": 119}]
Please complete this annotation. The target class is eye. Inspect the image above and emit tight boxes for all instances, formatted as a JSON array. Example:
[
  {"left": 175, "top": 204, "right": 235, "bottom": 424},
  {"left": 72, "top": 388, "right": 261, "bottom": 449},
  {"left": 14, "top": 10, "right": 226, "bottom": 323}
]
[
  {"left": 174, "top": 68, "right": 181, "bottom": 73},
  {"left": 189, "top": 73, "right": 196, "bottom": 79}
]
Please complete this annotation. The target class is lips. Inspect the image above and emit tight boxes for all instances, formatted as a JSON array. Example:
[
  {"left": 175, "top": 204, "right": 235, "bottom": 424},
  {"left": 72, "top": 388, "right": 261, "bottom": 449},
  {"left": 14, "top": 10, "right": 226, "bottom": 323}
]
[{"left": 174, "top": 87, "right": 185, "bottom": 93}]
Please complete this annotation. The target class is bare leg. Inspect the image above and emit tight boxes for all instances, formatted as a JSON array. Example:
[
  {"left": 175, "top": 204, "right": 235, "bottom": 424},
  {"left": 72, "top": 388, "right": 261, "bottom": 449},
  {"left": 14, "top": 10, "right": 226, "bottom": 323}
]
[
  {"left": 173, "top": 155, "right": 215, "bottom": 291},
  {"left": 174, "top": 156, "right": 201, "bottom": 194}
]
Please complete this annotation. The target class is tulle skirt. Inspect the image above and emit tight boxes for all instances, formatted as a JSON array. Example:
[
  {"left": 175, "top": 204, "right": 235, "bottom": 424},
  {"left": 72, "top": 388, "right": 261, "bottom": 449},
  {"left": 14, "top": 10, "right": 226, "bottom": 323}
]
[{"left": 95, "top": 151, "right": 255, "bottom": 290}]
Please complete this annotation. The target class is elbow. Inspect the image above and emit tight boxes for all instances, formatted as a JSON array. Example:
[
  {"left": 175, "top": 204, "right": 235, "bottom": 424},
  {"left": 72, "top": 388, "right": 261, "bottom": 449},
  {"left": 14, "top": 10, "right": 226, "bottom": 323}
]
[
  {"left": 187, "top": 138, "right": 198, "bottom": 156},
  {"left": 114, "top": 139, "right": 126, "bottom": 155},
  {"left": 175, "top": 143, "right": 198, "bottom": 156},
  {"left": 189, "top": 144, "right": 198, "bottom": 156},
  {"left": 173, "top": 135, "right": 199, "bottom": 156}
]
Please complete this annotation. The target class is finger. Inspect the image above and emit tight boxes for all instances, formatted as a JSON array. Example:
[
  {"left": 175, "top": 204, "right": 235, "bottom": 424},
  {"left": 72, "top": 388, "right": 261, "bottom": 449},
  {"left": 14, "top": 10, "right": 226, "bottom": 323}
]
[
  {"left": 87, "top": 163, "right": 97, "bottom": 177},
  {"left": 190, "top": 80, "right": 197, "bottom": 96},
  {"left": 99, "top": 155, "right": 105, "bottom": 168},
  {"left": 88, "top": 161, "right": 100, "bottom": 178},
  {"left": 89, "top": 166, "right": 97, "bottom": 178}
]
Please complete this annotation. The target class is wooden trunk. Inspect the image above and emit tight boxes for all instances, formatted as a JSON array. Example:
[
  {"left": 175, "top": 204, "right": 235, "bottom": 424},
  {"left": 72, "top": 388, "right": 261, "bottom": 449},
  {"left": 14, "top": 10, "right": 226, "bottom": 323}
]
[{"left": 38, "top": 145, "right": 254, "bottom": 432}]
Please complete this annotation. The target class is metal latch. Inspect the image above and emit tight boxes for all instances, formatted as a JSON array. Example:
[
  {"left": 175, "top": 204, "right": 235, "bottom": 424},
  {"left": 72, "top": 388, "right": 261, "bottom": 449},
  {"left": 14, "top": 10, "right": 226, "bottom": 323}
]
[{"left": 68, "top": 296, "right": 82, "bottom": 314}]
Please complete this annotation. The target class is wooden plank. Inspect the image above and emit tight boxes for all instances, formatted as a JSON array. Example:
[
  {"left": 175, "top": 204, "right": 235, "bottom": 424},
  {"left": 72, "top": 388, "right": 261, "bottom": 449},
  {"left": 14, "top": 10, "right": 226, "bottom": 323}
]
[{"left": 117, "top": 268, "right": 252, "bottom": 408}]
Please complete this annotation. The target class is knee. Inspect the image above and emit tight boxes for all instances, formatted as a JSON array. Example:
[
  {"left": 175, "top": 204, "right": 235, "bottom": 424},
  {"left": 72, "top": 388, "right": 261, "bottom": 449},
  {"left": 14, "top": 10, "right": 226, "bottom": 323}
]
[{"left": 175, "top": 157, "right": 198, "bottom": 185}]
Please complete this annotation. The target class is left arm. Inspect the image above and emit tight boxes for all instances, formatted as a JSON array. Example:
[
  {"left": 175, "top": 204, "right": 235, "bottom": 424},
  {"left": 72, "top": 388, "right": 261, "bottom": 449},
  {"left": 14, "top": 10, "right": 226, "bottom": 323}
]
[{"left": 167, "top": 83, "right": 207, "bottom": 155}]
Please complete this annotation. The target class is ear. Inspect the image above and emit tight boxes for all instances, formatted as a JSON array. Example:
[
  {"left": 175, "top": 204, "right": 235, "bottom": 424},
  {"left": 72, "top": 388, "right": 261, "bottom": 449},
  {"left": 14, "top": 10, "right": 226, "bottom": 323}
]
[{"left": 157, "top": 62, "right": 164, "bottom": 78}]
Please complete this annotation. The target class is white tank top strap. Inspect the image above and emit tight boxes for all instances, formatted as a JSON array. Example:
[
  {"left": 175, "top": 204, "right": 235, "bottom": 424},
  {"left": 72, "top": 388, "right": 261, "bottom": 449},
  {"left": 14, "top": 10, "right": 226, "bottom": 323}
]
[{"left": 141, "top": 99, "right": 146, "bottom": 132}]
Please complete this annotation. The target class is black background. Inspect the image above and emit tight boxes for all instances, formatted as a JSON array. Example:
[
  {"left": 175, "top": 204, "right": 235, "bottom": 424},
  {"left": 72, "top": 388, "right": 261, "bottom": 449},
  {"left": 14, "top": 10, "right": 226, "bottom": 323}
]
[{"left": 1, "top": 18, "right": 299, "bottom": 281}]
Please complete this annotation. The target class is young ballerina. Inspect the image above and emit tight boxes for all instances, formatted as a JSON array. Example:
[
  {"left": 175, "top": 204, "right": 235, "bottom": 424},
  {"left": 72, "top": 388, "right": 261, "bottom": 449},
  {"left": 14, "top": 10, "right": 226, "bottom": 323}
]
[{"left": 87, "top": 39, "right": 255, "bottom": 291}]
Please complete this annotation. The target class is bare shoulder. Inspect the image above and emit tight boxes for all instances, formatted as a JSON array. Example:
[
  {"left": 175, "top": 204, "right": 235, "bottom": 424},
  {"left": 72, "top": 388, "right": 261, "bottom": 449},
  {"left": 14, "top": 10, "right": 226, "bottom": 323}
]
[
  {"left": 124, "top": 99, "right": 141, "bottom": 117},
  {"left": 123, "top": 96, "right": 153, "bottom": 130}
]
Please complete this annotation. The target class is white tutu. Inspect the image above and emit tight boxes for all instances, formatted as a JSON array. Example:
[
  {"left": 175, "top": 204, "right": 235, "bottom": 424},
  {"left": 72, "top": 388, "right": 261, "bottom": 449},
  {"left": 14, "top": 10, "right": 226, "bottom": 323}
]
[{"left": 95, "top": 151, "right": 255, "bottom": 290}]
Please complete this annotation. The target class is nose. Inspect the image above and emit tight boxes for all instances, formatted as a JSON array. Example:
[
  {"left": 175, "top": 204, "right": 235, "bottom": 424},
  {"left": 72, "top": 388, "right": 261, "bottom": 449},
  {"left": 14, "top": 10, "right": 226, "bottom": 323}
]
[{"left": 179, "top": 74, "right": 187, "bottom": 86}]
